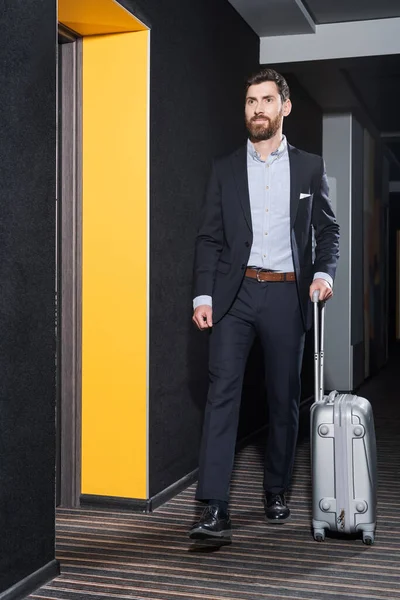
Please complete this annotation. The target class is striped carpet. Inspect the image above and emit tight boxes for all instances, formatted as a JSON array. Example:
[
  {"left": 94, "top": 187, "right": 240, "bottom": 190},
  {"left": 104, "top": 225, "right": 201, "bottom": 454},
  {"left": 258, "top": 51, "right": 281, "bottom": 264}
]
[{"left": 30, "top": 357, "right": 400, "bottom": 600}]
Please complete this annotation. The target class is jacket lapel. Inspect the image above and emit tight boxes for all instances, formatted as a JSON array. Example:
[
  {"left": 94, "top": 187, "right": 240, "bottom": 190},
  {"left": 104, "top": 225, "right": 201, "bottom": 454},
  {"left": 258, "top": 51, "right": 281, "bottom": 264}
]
[
  {"left": 231, "top": 145, "right": 252, "bottom": 232},
  {"left": 288, "top": 144, "right": 301, "bottom": 228}
]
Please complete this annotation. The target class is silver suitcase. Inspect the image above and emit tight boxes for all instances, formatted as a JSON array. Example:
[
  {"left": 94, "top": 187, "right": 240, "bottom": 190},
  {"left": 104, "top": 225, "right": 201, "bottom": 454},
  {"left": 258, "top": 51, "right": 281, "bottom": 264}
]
[{"left": 310, "top": 292, "right": 377, "bottom": 545}]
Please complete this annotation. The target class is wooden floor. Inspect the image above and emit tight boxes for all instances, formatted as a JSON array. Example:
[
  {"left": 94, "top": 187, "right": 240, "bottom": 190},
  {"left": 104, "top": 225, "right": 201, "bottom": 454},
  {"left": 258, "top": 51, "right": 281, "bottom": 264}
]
[{"left": 30, "top": 356, "right": 400, "bottom": 600}]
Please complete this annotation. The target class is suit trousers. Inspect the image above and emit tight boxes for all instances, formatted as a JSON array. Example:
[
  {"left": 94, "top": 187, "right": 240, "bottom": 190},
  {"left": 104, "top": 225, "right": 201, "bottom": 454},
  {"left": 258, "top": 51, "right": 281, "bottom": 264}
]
[{"left": 196, "top": 276, "right": 306, "bottom": 502}]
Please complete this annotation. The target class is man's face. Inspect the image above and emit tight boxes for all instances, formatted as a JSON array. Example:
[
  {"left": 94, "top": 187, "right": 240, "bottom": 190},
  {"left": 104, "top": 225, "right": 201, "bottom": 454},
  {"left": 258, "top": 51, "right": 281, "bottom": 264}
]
[{"left": 245, "top": 81, "right": 291, "bottom": 141}]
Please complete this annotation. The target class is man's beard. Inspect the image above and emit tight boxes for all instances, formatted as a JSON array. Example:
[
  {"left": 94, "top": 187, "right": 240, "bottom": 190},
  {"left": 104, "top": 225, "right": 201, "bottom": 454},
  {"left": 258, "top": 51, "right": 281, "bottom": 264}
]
[{"left": 246, "top": 111, "right": 283, "bottom": 142}]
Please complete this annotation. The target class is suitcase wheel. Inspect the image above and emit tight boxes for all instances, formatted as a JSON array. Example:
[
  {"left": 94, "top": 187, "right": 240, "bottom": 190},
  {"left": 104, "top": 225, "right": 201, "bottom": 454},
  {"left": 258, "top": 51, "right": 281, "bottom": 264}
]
[
  {"left": 362, "top": 533, "right": 374, "bottom": 546},
  {"left": 313, "top": 529, "right": 325, "bottom": 542}
]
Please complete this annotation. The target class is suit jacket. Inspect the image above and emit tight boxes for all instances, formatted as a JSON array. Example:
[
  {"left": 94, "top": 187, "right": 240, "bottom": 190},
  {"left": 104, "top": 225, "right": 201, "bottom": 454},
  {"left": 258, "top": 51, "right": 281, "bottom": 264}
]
[{"left": 193, "top": 143, "right": 340, "bottom": 330}]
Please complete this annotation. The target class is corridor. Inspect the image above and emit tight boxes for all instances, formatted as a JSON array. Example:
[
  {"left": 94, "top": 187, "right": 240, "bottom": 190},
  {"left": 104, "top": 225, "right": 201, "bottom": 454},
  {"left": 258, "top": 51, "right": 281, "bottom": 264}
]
[{"left": 30, "top": 353, "right": 400, "bottom": 600}]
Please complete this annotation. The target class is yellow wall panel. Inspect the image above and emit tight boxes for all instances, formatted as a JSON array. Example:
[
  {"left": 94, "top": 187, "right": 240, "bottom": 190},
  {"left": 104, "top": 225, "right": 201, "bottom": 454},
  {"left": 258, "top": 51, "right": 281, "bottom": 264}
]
[
  {"left": 81, "top": 31, "right": 149, "bottom": 498},
  {"left": 59, "top": 0, "right": 146, "bottom": 36}
]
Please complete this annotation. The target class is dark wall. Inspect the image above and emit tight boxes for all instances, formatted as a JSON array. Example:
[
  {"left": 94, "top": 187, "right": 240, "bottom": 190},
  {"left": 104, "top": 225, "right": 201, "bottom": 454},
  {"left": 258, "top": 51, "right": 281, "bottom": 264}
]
[
  {"left": 118, "top": 0, "right": 260, "bottom": 496},
  {"left": 0, "top": 0, "right": 56, "bottom": 591},
  {"left": 281, "top": 73, "right": 323, "bottom": 156}
]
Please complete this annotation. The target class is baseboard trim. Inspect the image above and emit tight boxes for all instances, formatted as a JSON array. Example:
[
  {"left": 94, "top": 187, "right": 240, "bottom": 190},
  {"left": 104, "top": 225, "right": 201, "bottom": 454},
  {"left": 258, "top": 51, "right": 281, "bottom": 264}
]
[
  {"left": 149, "top": 469, "right": 198, "bottom": 511},
  {"left": 80, "top": 494, "right": 149, "bottom": 512},
  {"left": 80, "top": 473, "right": 200, "bottom": 513},
  {"left": 0, "top": 560, "right": 59, "bottom": 600}
]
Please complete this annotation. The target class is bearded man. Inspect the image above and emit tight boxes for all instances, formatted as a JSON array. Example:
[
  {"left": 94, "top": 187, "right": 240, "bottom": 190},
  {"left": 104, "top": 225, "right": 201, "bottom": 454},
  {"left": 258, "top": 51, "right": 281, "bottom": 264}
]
[{"left": 188, "top": 68, "right": 340, "bottom": 542}]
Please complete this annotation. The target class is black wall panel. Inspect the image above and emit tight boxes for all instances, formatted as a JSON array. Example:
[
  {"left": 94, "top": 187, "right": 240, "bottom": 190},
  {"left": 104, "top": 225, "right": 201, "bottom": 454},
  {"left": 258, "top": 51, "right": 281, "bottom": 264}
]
[
  {"left": 118, "top": 0, "right": 260, "bottom": 496},
  {"left": 282, "top": 73, "right": 323, "bottom": 156},
  {"left": 0, "top": 0, "right": 56, "bottom": 591}
]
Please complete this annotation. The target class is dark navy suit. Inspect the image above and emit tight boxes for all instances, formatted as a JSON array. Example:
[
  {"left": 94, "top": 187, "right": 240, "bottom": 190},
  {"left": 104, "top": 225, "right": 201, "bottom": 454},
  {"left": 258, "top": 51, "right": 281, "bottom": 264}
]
[{"left": 193, "top": 143, "right": 339, "bottom": 500}]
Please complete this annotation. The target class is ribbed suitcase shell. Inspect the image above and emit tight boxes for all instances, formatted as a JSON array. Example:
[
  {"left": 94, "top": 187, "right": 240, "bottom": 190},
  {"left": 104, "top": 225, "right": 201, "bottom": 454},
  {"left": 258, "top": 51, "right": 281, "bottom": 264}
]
[
  {"left": 310, "top": 391, "right": 377, "bottom": 544},
  {"left": 310, "top": 294, "right": 377, "bottom": 544}
]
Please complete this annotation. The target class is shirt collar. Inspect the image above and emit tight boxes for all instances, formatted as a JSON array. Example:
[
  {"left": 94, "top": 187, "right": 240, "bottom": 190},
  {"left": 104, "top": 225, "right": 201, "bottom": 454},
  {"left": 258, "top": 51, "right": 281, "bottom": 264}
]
[{"left": 247, "top": 135, "right": 287, "bottom": 161}]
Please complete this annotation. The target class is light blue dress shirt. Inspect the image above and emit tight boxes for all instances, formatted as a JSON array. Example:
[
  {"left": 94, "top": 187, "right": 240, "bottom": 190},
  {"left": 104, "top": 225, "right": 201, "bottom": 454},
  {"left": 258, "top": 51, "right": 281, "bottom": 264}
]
[
  {"left": 247, "top": 136, "right": 293, "bottom": 271},
  {"left": 194, "top": 137, "right": 332, "bottom": 309}
]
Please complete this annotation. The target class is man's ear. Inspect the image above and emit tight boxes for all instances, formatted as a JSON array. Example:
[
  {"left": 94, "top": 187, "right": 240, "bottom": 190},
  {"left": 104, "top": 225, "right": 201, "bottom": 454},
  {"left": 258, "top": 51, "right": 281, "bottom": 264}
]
[{"left": 283, "top": 99, "right": 292, "bottom": 117}]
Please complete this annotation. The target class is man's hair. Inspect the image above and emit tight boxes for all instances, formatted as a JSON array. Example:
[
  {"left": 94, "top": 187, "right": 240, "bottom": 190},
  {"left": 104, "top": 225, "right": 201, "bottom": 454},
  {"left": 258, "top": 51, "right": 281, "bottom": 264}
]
[{"left": 245, "top": 68, "right": 290, "bottom": 103}]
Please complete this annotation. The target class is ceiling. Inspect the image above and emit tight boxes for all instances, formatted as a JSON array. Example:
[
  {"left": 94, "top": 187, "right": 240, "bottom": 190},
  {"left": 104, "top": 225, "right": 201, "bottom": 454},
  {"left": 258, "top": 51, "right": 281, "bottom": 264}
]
[
  {"left": 306, "top": 0, "right": 400, "bottom": 25},
  {"left": 228, "top": 0, "right": 400, "bottom": 36},
  {"left": 228, "top": 0, "right": 315, "bottom": 37}
]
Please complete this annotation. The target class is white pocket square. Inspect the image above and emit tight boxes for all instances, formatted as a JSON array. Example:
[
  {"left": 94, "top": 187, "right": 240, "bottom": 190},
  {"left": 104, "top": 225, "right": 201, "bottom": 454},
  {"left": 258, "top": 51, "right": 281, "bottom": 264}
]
[{"left": 299, "top": 192, "right": 311, "bottom": 199}]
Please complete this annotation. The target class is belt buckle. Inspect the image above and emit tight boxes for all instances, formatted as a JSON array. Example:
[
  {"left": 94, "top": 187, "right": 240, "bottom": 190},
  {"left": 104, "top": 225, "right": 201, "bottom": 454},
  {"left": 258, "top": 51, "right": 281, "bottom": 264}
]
[{"left": 256, "top": 268, "right": 263, "bottom": 283}]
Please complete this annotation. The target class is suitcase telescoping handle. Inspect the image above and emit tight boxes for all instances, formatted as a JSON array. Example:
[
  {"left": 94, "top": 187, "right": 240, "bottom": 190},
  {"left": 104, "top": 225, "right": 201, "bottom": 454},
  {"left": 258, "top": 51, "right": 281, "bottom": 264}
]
[{"left": 312, "top": 290, "right": 325, "bottom": 403}]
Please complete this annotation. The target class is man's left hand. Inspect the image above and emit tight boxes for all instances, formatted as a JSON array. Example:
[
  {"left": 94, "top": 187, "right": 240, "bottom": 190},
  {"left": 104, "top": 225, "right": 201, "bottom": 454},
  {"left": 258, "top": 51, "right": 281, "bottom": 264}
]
[{"left": 309, "top": 278, "right": 333, "bottom": 302}]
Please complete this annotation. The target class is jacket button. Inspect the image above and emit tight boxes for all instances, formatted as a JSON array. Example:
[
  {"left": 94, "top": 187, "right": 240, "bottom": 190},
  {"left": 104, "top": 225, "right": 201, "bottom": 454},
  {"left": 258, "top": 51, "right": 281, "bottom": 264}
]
[{"left": 245, "top": 241, "right": 250, "bottom": 247}]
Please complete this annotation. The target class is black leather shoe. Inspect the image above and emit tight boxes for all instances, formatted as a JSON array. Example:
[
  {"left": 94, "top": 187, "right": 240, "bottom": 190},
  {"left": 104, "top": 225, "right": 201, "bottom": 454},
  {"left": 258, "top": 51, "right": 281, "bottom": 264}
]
[
  {"left": 188, "top": 505, "right": 232, "bottom": 540},
  {"left": 263, "top": 492, "right": 291, "bottom": 524}
]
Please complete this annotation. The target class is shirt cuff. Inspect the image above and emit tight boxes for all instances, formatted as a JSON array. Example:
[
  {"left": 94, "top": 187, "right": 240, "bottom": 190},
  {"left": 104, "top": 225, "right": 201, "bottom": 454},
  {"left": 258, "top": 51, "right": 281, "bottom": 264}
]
[
  {"left": 313, "top": 272, "right": 333, "bottom": 288},
  {"left": 193, "top": 295, "right": 212, "bottom": 309}
]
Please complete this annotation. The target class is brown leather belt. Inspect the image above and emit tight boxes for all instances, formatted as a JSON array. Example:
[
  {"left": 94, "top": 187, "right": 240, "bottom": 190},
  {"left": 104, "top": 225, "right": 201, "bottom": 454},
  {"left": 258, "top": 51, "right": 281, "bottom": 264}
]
[{"left": 245, "top": 268, "right": 296, "bottom": 282}]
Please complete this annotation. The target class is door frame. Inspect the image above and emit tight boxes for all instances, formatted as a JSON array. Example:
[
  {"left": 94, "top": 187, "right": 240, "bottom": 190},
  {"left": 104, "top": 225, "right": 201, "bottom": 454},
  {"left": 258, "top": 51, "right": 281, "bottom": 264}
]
[{"left": 57, "top": 26, "right": 83, "bottom": 507}]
